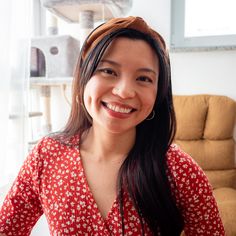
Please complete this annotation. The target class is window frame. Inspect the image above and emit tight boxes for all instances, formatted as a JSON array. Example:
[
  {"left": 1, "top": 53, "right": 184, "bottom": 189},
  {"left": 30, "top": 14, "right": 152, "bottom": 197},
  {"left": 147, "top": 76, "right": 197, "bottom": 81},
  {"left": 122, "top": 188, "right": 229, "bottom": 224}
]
[{"left": 170, "top": 0, "right": 236, "bottom": 51}]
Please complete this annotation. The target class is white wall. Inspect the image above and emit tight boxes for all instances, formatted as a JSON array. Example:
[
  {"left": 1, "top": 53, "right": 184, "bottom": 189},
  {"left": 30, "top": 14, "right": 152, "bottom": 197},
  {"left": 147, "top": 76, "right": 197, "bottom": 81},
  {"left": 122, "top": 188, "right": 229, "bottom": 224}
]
[{"left": 170, "top": 50, "right": 236, "bottom": 100}]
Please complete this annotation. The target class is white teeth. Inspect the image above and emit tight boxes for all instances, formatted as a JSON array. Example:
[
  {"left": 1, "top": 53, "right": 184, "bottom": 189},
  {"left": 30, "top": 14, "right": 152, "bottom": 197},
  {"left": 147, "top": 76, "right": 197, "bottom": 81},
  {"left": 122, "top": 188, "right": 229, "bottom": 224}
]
[{"left": 106, "top": 103, "right": 132, "bottom": 114}]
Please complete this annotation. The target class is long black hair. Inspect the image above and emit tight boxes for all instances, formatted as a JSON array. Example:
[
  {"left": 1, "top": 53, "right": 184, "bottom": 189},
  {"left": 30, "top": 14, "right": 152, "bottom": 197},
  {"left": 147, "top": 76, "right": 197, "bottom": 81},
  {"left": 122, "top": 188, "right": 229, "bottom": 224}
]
[{"left": 61, "top": 28, "right": 184, "bottom": 235}]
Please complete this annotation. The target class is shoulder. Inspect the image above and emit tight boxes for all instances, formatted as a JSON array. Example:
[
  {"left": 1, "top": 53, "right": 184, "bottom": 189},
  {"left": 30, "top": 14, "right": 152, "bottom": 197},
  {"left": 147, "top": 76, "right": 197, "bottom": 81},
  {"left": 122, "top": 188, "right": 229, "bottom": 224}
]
[
  {"left": 166, "top": 144, "right": 206, "bottom": 180},
  {"left": 165, "top": 144, "right": 213, "bottom": 206},
  {"left": 26, "top": 134, "right": 80, "bottom": 170},
  {"left": 165, "top": 144, "right": 212, "bottom": 201},
  {"left": 31, "top": 134, "right": 80, "bottom": 156},
  {"left": 24, "top": 134, "right": 81, "bottom": 181}
]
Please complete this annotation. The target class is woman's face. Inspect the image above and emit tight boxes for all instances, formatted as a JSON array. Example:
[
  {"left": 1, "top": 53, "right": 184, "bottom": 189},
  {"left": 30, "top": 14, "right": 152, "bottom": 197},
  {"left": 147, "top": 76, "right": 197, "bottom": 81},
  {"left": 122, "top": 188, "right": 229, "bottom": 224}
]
[{"left": 83, "top": 37, "right": 159, "bottom": 134}]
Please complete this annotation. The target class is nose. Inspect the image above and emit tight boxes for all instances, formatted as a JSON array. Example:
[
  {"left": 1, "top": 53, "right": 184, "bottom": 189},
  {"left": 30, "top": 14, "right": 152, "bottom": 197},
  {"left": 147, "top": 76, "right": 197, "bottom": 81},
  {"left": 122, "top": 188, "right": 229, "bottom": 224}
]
[{"left": 112, "top": 79, "right": 136, "bottom": 99}]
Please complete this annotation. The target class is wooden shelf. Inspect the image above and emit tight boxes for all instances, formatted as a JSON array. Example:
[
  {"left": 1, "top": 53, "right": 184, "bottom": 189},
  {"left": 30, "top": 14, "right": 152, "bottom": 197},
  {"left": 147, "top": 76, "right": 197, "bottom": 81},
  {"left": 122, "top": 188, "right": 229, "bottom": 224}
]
[
  {"left": 9, "top": 111, "right": 43, "bottom": 120},
  {"left": 29, "top": 111, "right": 43, "bottom": 117},
  {"left": 28, "top": 140, "right": 39, "bottom": 145},
  {"left": 30, "top": 77, "right": 73, "bottom": 87}
]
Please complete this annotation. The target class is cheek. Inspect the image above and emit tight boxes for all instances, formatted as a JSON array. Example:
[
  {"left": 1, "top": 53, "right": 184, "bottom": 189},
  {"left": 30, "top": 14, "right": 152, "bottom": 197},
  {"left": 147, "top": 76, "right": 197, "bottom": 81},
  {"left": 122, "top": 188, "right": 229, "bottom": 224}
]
[
  {"left": 143, "top": 89, "right": 157, "bottom": 109},
  {"left": 83, "top": 78, "right": 102, "bottom": 108},
  {"left": 83, "top": 84, "right": 93, "bottom": 111}
]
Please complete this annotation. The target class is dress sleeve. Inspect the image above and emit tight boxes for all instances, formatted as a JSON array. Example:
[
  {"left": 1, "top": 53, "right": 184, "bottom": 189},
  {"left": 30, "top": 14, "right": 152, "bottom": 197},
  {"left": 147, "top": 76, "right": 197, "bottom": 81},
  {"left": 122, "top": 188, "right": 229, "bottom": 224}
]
[
  {"left": 0, "top": 139, "right": 45, "bottom": 235},
  {"left": 166, "top": 145, "right": 225, "bottom": 236}
]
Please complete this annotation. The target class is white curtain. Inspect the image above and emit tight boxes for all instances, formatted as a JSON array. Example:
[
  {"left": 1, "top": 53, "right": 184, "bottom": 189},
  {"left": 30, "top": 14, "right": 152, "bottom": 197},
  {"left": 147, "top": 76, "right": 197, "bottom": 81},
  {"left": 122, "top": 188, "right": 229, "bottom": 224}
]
[{"left": 0, "top": 0, "right": 31, "bottom": 192}]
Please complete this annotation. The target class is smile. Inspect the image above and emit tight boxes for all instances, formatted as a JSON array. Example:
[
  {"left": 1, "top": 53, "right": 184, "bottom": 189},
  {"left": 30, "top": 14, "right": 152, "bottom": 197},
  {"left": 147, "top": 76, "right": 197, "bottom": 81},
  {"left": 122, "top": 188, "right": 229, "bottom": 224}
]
[{"left": 102, "top": 102, "right": 135, "bottom": 114}]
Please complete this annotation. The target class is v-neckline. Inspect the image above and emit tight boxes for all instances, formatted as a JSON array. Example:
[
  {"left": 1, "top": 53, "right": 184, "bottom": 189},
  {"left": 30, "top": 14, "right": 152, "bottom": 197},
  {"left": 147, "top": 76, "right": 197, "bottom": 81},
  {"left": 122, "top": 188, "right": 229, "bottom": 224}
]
[{"left": 78, "top": 153, "right": 119, "bottom": 223}]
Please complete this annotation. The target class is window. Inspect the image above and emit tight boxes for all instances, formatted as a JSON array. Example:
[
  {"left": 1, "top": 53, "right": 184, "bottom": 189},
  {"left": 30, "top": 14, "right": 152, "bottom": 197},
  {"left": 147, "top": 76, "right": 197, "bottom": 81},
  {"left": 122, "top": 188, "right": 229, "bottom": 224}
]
[{"left": 171, "top": 0, "right": 236, "bottom": 50}]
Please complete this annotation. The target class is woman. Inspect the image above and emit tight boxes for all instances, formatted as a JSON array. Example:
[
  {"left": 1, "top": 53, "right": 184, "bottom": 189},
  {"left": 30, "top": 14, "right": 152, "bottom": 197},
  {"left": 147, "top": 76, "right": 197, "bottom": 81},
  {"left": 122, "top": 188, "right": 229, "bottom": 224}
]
[{"left": 0, "top": 16, "right": 225, "bottom": 235}]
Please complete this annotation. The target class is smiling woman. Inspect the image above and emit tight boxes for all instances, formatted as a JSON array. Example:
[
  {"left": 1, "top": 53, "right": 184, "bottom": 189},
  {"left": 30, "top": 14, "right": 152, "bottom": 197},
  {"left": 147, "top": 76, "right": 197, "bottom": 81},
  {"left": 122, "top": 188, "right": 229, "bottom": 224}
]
[{"left": 0, "top": 16, "right": 225, "bottom": 236}]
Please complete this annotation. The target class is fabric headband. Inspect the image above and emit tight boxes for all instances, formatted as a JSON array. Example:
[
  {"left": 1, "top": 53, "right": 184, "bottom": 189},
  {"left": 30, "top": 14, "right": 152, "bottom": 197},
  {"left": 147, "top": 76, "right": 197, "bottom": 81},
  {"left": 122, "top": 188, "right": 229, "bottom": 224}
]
[{"left": 81, "top": 16, "right": 168, "bottom": 61}]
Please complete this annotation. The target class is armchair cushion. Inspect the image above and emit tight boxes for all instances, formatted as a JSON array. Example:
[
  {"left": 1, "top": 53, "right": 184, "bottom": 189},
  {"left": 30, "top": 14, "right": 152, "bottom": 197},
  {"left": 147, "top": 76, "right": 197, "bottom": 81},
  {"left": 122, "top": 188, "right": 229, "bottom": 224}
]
[{"left": 173, "top": 94, "right": 236, "bottom": 236}]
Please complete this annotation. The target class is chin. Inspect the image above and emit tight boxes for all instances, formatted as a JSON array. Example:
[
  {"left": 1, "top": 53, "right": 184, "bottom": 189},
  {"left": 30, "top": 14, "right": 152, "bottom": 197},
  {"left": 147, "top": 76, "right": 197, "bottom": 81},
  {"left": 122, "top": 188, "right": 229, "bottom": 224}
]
[{"left": 104, "top": 125, "right": 136, "bottom": 135}]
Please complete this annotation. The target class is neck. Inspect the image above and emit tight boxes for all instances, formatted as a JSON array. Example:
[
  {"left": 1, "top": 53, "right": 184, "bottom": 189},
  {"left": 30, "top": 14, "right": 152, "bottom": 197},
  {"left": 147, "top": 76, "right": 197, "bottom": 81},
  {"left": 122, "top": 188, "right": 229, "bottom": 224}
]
[{"left": 81, "top": 126, "right": 135, "bottom": 162}]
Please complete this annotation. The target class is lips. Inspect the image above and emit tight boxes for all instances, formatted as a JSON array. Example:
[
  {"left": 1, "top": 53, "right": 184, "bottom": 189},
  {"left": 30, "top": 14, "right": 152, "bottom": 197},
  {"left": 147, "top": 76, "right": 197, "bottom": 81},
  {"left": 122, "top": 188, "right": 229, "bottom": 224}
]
[{"left": 102, "top": 101, "right": 136, "bottom": 114}]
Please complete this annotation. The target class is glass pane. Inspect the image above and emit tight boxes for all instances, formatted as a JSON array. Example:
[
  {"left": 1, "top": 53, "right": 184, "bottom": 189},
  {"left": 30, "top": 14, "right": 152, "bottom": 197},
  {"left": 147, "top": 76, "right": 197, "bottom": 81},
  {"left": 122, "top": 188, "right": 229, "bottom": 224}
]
[{"left": 185, "top": 0, "right": 236, "bottom": 37}]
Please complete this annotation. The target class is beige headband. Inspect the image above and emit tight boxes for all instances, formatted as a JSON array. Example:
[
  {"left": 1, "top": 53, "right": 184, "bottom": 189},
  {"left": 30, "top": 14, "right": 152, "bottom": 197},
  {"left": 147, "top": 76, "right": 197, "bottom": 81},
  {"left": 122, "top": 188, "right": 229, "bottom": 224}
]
[{"left": 81, "top": 16, "right": 167, "bottom": 60}]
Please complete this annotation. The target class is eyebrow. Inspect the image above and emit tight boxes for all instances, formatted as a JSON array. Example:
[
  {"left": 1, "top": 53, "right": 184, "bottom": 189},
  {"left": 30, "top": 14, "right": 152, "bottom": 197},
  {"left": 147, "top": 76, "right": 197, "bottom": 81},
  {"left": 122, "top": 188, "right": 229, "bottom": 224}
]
[{"left": 99, "top": 59, "right": 158, "bottom": 76}]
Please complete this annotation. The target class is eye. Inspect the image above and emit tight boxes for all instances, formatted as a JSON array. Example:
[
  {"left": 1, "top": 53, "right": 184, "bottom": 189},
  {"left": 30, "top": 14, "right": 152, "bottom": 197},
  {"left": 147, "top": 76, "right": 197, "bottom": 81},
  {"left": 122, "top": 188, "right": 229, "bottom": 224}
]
[
  {"left": 137, "top": 76, "right": 153, "bottom": 83},
  {"left": 97, "top": 68, "right": 117, "bottom": 76}
]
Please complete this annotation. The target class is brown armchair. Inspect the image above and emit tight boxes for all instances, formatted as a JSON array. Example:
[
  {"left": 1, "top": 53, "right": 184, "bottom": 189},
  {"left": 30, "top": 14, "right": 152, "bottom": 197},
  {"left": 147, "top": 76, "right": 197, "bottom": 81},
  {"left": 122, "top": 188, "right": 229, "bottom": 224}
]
[{"left": 173, "top": 94, "right": 236, "bottom": 236}]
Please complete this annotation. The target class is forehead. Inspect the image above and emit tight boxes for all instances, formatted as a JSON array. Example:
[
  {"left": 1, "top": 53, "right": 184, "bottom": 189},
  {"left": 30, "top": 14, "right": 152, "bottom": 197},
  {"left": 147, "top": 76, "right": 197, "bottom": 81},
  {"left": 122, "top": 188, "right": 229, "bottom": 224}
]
[{"left": 100, "top": 37, "right": 159, "bottom": 69}]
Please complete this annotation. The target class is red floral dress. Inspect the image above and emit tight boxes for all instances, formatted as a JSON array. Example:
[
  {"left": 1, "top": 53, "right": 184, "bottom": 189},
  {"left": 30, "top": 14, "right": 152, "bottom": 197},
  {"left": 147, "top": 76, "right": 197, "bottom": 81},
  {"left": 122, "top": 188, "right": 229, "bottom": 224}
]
[{"left": 0, "top": 136, "right": 225, "bottom": 235}]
